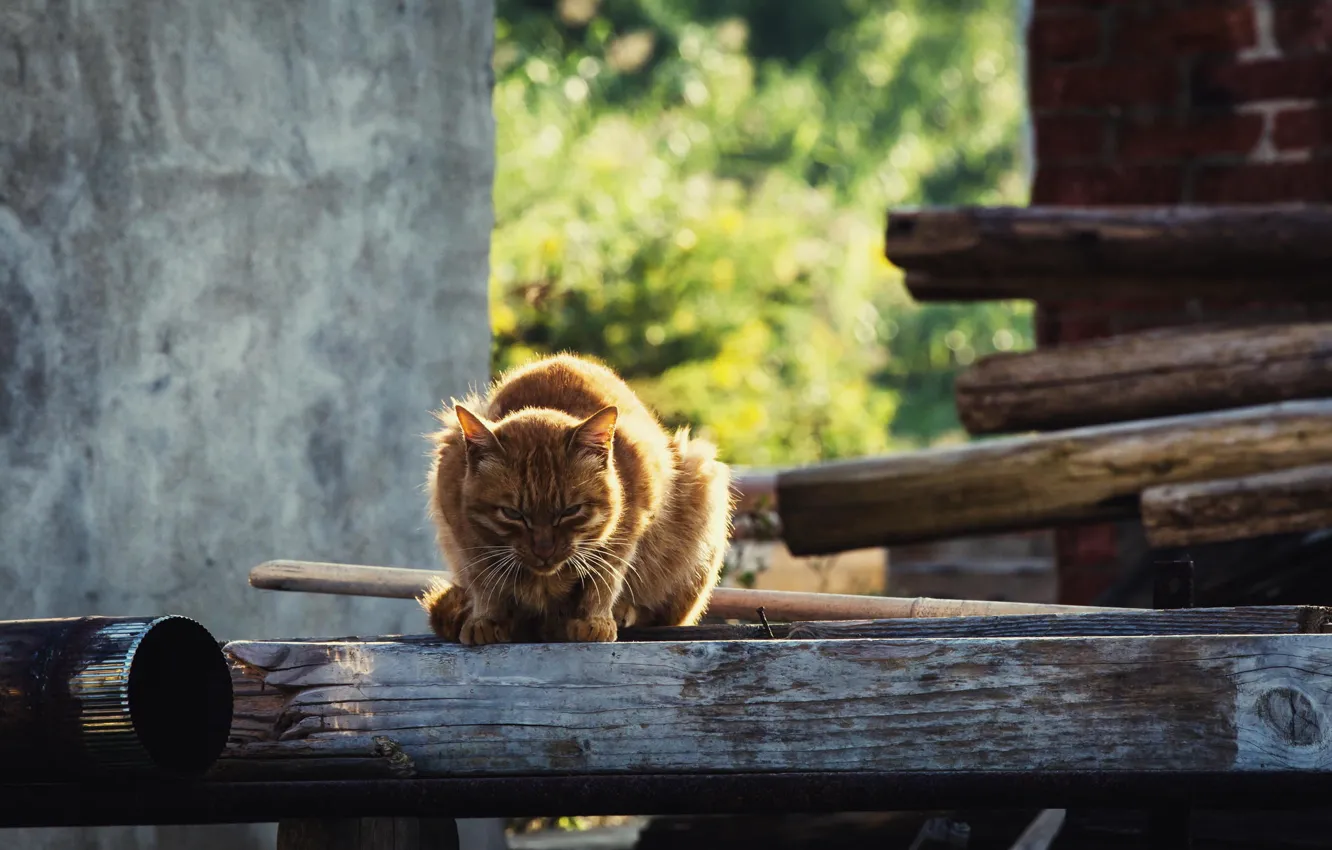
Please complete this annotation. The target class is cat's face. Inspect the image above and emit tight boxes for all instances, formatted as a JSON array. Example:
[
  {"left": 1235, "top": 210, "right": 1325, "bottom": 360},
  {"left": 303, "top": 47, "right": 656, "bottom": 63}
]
[{"left": 454, "top": 405, "right": 622, "bottom": 580}]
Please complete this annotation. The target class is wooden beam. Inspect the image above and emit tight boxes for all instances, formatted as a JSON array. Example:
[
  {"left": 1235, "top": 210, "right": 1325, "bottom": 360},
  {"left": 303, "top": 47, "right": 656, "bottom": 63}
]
[
  {"left": 885, "top": 204, "right": 1332, "bottom": 302},
  {"left": 776, "top": 399, "right": 1332, "bottom": 555},
  {"left": 954, "top": 323, "right": 1332, "bottom": 435},
  {"left": 785, "top": 605, "right": 1330, "bottom": 640},
  {"left": 1142, "top": 465, "right": 1332, "bottom": 548},
  {"left": 218, "top": 633, "right": 1332, "bottom": 780}
]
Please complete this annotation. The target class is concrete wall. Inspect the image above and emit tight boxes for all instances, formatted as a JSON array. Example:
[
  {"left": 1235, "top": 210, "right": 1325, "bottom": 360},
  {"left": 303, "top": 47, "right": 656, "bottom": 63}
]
[{"left": 0, "top": 1, "right": 494, "bottom": 846}]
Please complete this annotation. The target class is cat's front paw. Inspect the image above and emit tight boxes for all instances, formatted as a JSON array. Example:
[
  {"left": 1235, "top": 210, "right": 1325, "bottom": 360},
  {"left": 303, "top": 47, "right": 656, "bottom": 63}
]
[
  {"left": 566, "top": 616, "right": 618, "bottom": 643},
  {"left": 422, "top": 583, "right": 470, "bottom": 642},
  {"left": 459, "top": 616, "right": 512, "bottom": 646}
]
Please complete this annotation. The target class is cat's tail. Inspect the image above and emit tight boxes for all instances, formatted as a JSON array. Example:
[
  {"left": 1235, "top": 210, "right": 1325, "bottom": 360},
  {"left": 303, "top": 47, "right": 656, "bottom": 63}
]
[{"left": 420, "top": 578, "right": 470, "bottom": 642}]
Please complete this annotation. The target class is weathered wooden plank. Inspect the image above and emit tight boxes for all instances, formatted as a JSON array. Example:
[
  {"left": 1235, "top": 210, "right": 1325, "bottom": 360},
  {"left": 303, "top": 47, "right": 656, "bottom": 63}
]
[
  {"left": 217, "top": 633, "right": 1332, "bottom": 781},
  {"left": 1142, "top": 465, "right": 1332, "bottom": 548},
  {"left": 785, "top": 606, "right": 1331, "bottom": 640},
  {"left": 776, "top": 400, "right": 1332, "bottom": 555},
  {"left": 954, "top": 323, "right": 1332, "bottom": 435},
  {"left": 885, "top": 205, "right": 1332, "bottom": 302}
]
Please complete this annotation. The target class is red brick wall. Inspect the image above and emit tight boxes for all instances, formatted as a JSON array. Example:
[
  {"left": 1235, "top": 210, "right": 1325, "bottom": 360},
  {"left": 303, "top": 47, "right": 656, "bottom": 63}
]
[{"left": 1026, "top": 0, "right": 1332, "bottom": 603}]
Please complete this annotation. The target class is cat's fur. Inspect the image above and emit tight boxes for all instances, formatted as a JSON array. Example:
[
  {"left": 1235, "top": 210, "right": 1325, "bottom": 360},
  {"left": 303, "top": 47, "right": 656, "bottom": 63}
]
[{"left": 422, "top": 353, "right": 733, "bottom": 644}]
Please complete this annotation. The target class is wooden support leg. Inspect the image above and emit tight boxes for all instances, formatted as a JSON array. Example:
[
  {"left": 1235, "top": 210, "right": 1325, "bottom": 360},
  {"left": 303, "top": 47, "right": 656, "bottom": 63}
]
[
  {"left": 277, "top": 818, "right": 460, "bottom": 850},
  {"left": 1149, "top": 558, "right": 1195, "bottom": 850}
]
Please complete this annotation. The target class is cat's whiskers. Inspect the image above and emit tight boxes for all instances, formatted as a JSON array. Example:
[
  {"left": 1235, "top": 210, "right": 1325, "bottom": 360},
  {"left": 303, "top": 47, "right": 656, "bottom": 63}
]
[
  {"left": 494, "top": 555, "right": 523, "bottom": 604},
  {"left": 482, "top": 560, "right": 518, "bottom": 608},
  {"left": 460, "top": 546, "right": 516, "bottom": 559},
  {"left": 584, "top": 545, "right": 642, "bottom": 583},
  {"left": 573, "top": 546, "right": 629, "bottom": 604},
  {"left": 568, "top": 552, "right": 595, "bottom": 590},
  {"left": 567, "top": 555, "right": 588, "bottom": 592},
  {"left": 460, "top": 549, "right": 517, "bottom": 577},
  {"left": 572, "top": 555, "right": 604, "bottom": 598},
  {"left": 468, "top": 549, "right": 521, "bottom": 607},
  {"left": 457, "top": 547, "right": 516, "bottom": 577}
]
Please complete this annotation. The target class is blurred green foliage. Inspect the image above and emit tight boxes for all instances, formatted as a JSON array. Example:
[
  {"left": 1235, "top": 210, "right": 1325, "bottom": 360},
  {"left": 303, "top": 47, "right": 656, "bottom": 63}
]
[{"left": 490, "top": 0, "right": 1034, "bottom": 466}]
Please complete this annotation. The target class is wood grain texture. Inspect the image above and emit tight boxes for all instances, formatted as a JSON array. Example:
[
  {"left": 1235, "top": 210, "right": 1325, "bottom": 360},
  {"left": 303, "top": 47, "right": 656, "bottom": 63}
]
[
  {"left": 217, "top": 634, "right": 1332, "bottom": 780},
  {"left": 886, "top": 205, "right": 1332, "bottom": 302},
  {"left": 786, "top": 606, "right": 1331, "bottom": 640},
  {"left": 1142, "top": 465, "right": 1332, "bottom": 547},
  {"left": 954, "top": 323, "right": 1332, "bottom": 434},
  {"left": 776, "top": 400, "right": 1332, "bottom": 555}
]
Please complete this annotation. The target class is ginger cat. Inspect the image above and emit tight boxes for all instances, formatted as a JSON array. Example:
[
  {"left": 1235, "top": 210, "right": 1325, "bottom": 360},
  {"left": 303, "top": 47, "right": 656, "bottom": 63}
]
[{"left": 422, "top": 354, "right": 733, "bottom": 644}]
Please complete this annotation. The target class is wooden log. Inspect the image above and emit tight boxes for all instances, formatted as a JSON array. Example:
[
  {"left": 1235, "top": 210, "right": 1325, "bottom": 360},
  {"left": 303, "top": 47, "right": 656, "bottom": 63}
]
[
  {"left": 1141, "top": 465, "right": 1332, "bottom": 548},
  {"left": 277, "top": 818, "right": 459, "bottom": 850},
  {"left": 954, "top": 323, "right": 1332, "bottom": 435},
  {"left": 785, "top": 605, "right": 1330, "bottom": 640},
  {"left": 248, "top": 560, "right": 1128, "bottom": 620},
  {"left": 885, "top": 205, "right": 1332, "bottom": 302},
  {"left": 217, "top": 633, "right": 1332, "bottom": 780},
  {"left": 0, "top": 615, "right": 232, "bottom": 779},
  {"left": 776, "top": 399, "right": 1332, "bottom": 555}
]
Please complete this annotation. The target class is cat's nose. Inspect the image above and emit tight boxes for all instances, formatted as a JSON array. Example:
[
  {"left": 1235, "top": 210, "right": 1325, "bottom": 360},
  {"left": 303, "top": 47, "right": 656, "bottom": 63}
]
[{"left": 532, "top": 537, "right": 556, "bottom": 559}]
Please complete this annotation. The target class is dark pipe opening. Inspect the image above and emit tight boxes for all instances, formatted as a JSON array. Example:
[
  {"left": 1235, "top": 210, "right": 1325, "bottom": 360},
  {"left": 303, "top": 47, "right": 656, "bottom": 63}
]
[{"left": 127, "top": 617, "right": 233, "bottom": 775}]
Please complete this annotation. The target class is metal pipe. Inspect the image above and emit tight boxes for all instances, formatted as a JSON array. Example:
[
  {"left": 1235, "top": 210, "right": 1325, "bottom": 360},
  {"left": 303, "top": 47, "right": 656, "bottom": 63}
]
[{"left": 0, "top": 615, "right": 233, "bottom": 779}]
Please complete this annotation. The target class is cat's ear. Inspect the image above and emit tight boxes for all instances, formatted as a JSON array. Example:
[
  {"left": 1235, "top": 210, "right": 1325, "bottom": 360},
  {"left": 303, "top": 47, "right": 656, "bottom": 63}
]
[
  {"left": 455, "top": 405, "right": 501, "bottom": 457},
  {"left": 570, "top": 406, "right": 617, "bottom": 458}
]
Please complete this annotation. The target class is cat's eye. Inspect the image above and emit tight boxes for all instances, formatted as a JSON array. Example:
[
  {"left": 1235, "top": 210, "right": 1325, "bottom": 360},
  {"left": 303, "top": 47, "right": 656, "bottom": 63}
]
[
  {"left": 560, "top": 505, "right": 582, "bottom": 518},
  {"left": 500, "top": 507, "right": 524, "bottom": 521}
]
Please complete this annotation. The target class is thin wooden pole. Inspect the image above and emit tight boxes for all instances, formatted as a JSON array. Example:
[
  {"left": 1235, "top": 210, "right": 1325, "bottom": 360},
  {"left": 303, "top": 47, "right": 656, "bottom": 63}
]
[{"left": 249, "top": 560, "right": 1132, "bottom": 620}]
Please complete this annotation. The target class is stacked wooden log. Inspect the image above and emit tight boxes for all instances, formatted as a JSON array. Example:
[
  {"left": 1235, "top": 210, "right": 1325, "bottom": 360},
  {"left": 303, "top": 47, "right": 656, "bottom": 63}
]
[{"left": 751, "top": 205, "right": 1332, "bottom": 557}]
